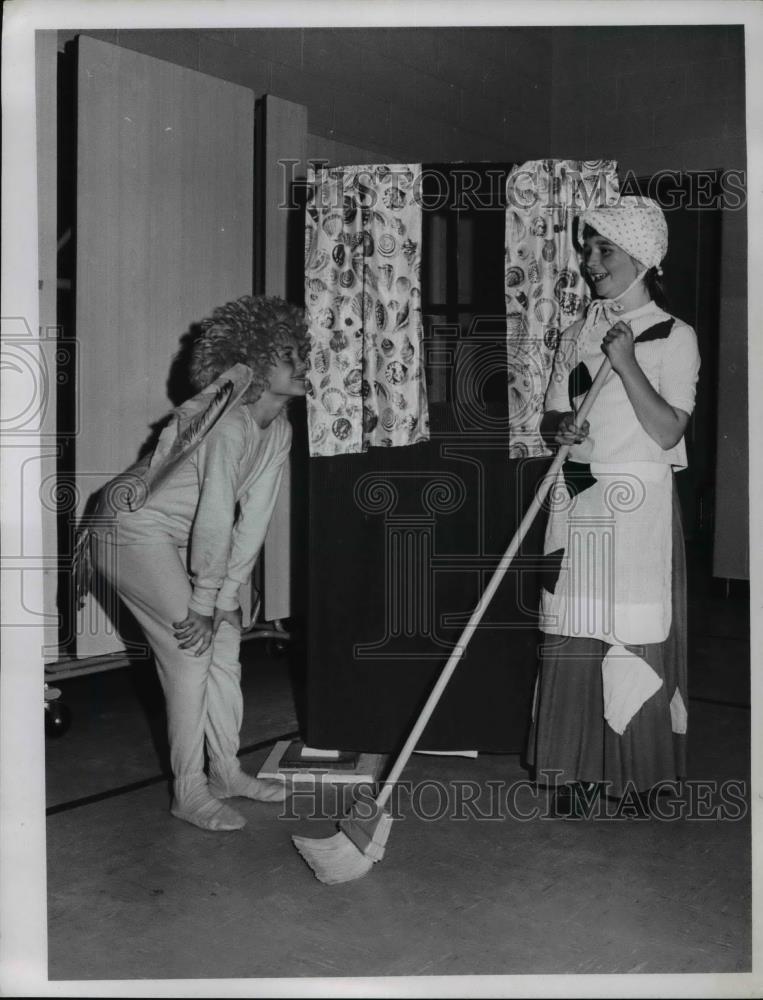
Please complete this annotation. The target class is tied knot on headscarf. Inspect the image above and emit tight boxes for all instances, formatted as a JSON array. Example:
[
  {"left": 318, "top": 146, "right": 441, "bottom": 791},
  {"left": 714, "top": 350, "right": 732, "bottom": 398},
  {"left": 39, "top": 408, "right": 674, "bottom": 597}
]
[{"left": 578, "top": 296, "right": 624, "bottom": 346}]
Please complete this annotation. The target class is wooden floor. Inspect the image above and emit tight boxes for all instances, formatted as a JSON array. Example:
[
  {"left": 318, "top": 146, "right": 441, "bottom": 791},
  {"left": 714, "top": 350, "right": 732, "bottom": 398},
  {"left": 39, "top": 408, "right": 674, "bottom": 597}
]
[{"left": 44, "top": 556, "right": 751, "bottom": 990}]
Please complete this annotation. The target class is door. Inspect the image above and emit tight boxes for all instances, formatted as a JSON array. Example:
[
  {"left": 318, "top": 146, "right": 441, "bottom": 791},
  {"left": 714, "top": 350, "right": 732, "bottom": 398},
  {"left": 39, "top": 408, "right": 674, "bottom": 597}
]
[
  {"left": 422, "top": 162, "right": 513, "bottom": 413},
  {"left": 67, "top": 37, "right": 254, "bottom": 658}
]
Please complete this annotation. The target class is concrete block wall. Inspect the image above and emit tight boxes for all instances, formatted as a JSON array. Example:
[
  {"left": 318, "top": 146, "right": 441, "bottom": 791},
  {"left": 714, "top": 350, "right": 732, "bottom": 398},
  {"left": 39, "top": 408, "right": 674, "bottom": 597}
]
[
  {"left": 58, "top": 27, "right": 552, "bottom": 163},
  {"left": 549, "top": 24, "right": 748, "bottom": 578}
]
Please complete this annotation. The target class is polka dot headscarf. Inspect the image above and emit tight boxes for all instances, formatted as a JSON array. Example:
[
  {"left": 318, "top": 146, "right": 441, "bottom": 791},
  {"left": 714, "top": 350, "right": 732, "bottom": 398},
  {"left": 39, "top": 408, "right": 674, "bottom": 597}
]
[{"left": 577, "top": 196, "right": 668, "bottom": 272}]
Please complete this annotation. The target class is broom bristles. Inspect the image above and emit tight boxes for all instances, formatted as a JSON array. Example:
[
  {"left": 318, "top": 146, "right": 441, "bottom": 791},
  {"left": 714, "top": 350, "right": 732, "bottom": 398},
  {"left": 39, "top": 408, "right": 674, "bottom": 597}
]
[
  {"left": 292, "top": 799, "right": 395, "bottom": 884},
  {"left": 292, "top": 831, "right": 374, "bottom": 885}
]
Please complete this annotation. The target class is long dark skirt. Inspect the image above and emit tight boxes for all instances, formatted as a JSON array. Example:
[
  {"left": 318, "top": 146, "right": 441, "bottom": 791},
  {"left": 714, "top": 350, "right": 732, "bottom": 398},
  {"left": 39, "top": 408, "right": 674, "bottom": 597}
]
[{"left": 527, "top": 484, "right": 687, "bottom": 796}]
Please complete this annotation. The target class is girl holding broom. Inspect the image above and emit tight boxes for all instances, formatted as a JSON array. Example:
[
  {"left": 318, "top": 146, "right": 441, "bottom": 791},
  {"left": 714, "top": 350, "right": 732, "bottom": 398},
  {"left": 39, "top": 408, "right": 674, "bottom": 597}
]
[
  {"left": 527, "top": 197, "right": 701, "bottom": 817},
  {"left": 87, "top": 295, "right": 309, "bottom": 831}
]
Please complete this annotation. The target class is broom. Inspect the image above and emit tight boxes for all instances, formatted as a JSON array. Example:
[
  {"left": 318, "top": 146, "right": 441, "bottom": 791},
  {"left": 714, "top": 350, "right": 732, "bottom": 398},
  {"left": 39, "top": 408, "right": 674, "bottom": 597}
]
[{"left": 293, "top": 358, "right": 613, "bottom": 884}]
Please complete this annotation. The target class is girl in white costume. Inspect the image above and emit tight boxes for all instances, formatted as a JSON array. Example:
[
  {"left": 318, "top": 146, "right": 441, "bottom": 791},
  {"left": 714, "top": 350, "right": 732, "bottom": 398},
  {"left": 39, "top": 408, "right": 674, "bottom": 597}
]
[
  {"left": 92, "top": 295, "right": 309, "bottom": 831},
  {"left": 527, "top": 198, "right": 701, "bottom": 814}
]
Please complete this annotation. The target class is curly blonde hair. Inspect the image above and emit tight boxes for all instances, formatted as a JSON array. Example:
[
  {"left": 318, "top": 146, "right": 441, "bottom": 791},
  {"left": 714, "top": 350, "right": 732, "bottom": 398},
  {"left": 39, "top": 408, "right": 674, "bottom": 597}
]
[{"left": 190, "top": 295, "right": 309, "bottom": 403}]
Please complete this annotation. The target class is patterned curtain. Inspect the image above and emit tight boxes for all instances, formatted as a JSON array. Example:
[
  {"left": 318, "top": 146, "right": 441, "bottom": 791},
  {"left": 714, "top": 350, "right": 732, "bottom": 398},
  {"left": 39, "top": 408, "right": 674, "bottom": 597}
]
[
  {"left": 304, "top": 164, "right": 430, "bottom": 457},
  {"left": 505, "top": 159, "right": 620, "bottom": 457}
]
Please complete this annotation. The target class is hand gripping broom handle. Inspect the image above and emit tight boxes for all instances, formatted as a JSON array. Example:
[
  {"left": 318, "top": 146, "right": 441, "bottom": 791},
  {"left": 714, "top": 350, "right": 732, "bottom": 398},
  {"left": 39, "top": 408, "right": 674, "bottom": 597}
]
[{"left": 373, "top": 358, "right": 612, "bottom": 813}]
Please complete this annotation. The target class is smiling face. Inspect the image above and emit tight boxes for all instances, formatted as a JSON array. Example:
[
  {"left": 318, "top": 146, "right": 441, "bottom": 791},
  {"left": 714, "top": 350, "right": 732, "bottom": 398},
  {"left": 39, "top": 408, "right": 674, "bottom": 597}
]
[
  {"left": 583, "top": 230, "right": 643, "bottom": 300},
  {"left": 264, "top": 340, "right": 308, "bottom": 399}
]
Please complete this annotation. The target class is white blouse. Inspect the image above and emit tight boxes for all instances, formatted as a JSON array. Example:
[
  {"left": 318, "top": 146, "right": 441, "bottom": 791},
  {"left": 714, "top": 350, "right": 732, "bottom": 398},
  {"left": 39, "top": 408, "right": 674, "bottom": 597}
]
[
  {"left": 114, "top": 406, "right": 292, "bottom": 616},
  {"left": 544, "top": 300, "right": 701, "bottom": 469}
]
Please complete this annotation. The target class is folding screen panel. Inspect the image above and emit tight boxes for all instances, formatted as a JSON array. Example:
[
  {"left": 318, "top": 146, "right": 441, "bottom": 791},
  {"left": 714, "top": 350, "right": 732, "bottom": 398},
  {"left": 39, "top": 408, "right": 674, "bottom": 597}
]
[
  {"left": 256, "top": 95, "right": 307, "bottom": 624},
  {"left": 72, "top": 37, "right": 253, "bottom": 657}
]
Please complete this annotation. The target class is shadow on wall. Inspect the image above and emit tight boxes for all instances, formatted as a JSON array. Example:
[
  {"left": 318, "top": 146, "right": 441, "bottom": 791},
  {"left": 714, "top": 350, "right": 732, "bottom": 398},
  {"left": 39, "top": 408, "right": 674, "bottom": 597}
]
[{"left": 128, "top": 322, "right": 204, "bottom": 464}]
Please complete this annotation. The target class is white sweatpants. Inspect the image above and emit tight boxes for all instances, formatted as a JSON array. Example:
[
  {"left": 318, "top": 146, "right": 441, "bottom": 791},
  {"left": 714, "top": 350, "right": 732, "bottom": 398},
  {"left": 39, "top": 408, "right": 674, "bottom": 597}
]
[{"left": 95, "top": 537, "right": 243, "bottom": 788}]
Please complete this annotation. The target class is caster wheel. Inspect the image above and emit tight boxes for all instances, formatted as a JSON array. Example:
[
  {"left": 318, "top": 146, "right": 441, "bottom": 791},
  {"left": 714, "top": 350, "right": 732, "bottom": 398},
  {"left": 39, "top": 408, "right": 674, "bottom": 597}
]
[
  {"left": 45, "top": 701, "right": 72, "bottom": 738},
  {"left": 267, "top": 638, "right": 289, "bottom": 658}
]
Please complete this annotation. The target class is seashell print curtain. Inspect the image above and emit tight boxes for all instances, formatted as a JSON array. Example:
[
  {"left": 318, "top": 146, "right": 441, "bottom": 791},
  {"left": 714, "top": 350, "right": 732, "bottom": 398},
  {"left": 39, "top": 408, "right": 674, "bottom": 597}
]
[
  {"left": 304, "top": 163, "right": 430, "bottom": 457},
  {"left": 504, "top": 159, "right": 620, "bottom": 457}
]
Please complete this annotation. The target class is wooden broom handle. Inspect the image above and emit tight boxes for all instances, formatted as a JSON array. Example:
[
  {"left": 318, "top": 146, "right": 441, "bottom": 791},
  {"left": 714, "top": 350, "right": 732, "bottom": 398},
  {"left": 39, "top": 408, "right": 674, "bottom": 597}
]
[{"left": 374, "top": 358, "right": 613, "bottom": 811}]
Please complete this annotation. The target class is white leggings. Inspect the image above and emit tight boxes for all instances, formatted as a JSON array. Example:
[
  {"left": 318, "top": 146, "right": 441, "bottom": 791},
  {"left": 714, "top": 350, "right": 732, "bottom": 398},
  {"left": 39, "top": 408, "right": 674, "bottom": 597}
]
[{"left": 95, "top": 537, "right": 243, "bottom": 785}]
